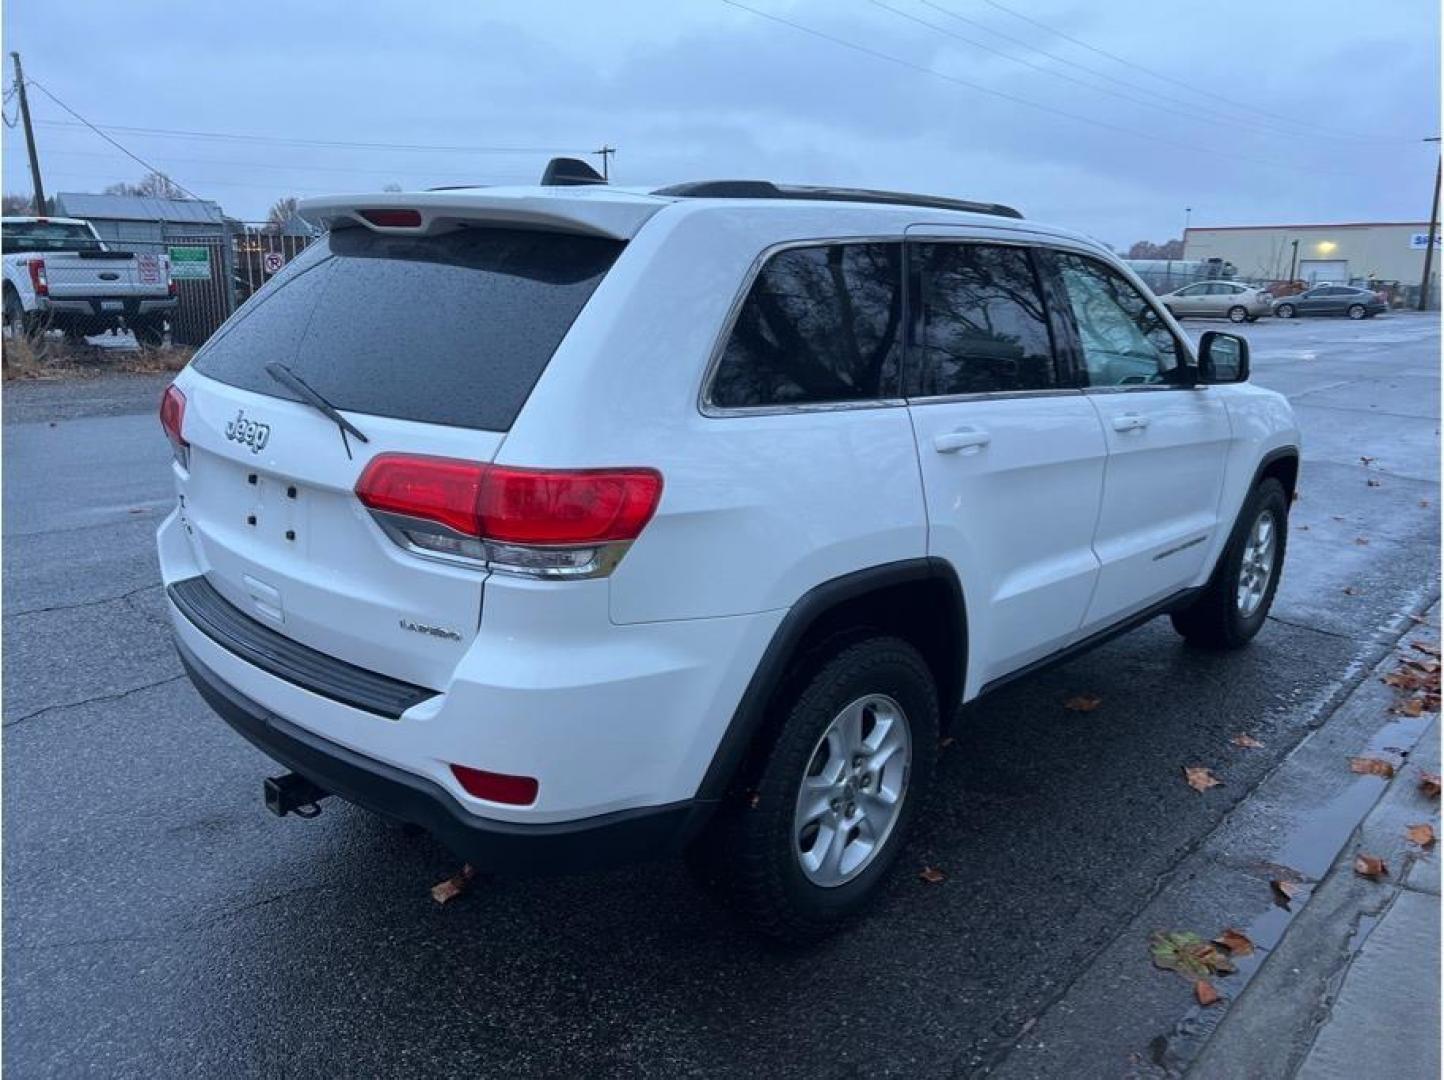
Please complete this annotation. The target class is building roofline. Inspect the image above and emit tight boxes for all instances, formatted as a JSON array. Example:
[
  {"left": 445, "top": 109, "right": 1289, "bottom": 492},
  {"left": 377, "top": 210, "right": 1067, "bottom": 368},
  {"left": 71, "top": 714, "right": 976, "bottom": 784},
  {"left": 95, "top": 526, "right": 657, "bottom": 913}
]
[{"left": 1185, "top": 221, "right": 1431, "bottom": 233}]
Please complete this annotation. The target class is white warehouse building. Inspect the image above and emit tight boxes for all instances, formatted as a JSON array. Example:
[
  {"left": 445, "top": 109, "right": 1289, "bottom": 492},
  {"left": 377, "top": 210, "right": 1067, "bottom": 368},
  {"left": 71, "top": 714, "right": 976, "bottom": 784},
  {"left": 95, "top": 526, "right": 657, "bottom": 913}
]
[{"left": 1183, "top": 221, "right": 1439, "bottom": 302}]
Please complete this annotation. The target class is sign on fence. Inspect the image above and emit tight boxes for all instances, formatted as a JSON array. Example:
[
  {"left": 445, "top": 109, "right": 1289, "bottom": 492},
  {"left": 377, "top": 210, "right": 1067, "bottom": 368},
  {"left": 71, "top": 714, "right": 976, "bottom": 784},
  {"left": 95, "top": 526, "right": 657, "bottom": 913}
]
[
  {"left": 168, "top": 245, "right": 212, "bottom": 280},
  {"left": 263, "top": 251, "right": 285, "bottom": 275},
  {"left": 136, "top": 253, "right": 162, "bottom": 285}
]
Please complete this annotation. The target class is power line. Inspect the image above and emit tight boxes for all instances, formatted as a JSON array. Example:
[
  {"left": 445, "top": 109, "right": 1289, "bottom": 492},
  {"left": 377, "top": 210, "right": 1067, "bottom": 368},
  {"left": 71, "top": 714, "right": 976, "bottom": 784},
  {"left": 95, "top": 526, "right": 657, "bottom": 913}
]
[
  {"left": 719, "top": 0, "right": 1370, "bottom": 179},
  {"left": 911, "top": 0, "right": 1410, "bottom": 146},
  {"left": 868, "top": 0, "right": 1265, "bottom": 140},
  {"left": 976, "top": 0, "right": 1395, "bottom": 143},
  {"left": 32, "top": 118, "right": 594, "bottom": 156},
  {"left": 24, "top": 78, "right": 201, "bottom": 199},
  {"left": 27, "top": 145, "right": 538, "bottom": 181}
]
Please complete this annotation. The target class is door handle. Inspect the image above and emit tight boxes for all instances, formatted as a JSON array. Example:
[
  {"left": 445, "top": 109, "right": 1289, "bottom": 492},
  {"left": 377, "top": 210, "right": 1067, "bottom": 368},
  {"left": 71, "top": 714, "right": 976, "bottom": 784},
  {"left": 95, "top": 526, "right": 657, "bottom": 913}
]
[
  {"left": 1111, "top": 413, "right": 1150, "bottom": 433},
  {"left": 934, "top": 427, "right": 991, "bottom": 454}
]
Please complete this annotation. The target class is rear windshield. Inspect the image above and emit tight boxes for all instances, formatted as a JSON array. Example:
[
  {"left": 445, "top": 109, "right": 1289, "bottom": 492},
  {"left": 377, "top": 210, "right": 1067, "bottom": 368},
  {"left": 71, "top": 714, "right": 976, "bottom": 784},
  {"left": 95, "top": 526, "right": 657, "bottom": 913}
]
[
  {"left": 192, "top": 226, "right": 624, "bottom": 431},
  {"left": 4, "top": 221, "right": 104, "bottom": 253}
]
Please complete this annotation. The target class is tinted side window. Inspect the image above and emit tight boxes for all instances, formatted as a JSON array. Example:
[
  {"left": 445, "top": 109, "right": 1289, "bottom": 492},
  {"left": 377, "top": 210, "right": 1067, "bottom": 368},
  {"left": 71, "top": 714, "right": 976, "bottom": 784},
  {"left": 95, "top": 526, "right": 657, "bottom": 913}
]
[
  {"left": 709, "top": 243, "right": 903, "bottom": 409},
  {"left": 1055, "top": 253, "right": 1184, "bottom": 387},
  {"left": 912, "top": 243, "right": 1056, "bottom": 396}
]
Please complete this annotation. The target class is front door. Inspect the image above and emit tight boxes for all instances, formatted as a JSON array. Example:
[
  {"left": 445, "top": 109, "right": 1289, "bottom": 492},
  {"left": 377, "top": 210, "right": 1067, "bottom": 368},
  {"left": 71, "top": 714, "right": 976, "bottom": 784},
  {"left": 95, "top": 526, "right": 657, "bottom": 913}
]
[
  {"left": 1044, "top": 250, "right": 1234, "bottom": 633},
  {"left": 903, "top": 232, "right": 1109, "bottom": 691}
]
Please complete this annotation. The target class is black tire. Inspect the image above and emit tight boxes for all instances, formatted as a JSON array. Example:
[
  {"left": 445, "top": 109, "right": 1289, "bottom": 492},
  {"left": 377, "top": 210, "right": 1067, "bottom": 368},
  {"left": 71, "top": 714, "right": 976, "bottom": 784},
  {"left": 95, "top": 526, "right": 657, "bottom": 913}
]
[
  {"left": 2, "top": 286, "right": 22, "bottom": 336},
  {"left": 1275, "top": 303, "right": 1296, "bottom": 319},
  {"left": 1171, "top": 478, "right": 1288, "bottom": 649},
  {"left": 131, "top": 317, "right": 166, "bottom": 348},
  {"left": 689, "top": 636, "right": 939, "bottom": 942},
  {"left": 1347, "top": 303, "right": 1366, "bottom": 320},
  {"left": 1227, "top": 305, "right": 1248, "bottom": 323}
]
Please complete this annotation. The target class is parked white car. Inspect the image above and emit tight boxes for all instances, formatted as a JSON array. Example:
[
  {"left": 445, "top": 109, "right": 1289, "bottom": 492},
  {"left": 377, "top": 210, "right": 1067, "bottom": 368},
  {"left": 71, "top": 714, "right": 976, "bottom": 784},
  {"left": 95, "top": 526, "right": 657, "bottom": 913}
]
[
  {"left": 1159, "top": 279, "right": 1272, "bottom": 322},
  {"left": 3, "top": 215, "right": 176, "bottom": 345},
  {"left": 157, "top": 163, "right": 1300, "bottom": 940}
]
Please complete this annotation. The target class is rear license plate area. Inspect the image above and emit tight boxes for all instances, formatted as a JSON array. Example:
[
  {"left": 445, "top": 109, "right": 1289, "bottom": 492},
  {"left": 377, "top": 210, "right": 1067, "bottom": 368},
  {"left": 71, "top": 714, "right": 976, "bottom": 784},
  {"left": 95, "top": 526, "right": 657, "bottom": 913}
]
[{"left": 237, "top": 469, "right": 308, "bottom": 549}]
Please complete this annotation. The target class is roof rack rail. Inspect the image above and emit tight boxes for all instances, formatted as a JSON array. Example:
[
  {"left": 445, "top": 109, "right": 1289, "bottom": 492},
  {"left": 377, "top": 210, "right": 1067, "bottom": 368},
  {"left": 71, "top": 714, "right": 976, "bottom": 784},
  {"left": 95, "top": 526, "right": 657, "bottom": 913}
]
[
  {"left": 540, "top": 157, "right": 607, "bottom": 187},
  {"left": 651, "top": 180, "right": 1022, "bottom": 220}
]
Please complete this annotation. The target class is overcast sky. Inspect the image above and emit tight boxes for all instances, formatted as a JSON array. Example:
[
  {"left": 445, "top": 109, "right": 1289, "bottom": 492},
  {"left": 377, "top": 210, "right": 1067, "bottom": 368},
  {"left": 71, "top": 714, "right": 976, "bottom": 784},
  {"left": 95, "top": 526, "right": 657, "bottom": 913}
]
[{"left": 4, "top": 0, "right": 1439, "bottom": 246}]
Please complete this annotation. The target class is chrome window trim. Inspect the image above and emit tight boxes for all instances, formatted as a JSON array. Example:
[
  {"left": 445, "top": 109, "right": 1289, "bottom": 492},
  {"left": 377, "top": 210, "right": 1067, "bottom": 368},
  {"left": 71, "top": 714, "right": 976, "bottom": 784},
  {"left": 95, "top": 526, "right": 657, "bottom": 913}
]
[
  {"left": 905, "top": 388, "right": 1084, "bottom": 406},
  {"left": 697, "top": 235, "right": 907, "bottom": 419}
]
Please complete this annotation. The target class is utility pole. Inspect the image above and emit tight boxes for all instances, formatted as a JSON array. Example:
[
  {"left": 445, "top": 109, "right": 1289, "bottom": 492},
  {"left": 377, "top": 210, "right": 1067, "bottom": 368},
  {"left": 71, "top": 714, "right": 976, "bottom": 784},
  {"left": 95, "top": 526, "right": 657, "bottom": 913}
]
[
  {"left": 1184, "top": 207, "right": 1192, "bottom": 234},
  {"left": 10, "top": 52, "right": 46, "bottom": 213},
  {"left": 592, "top": 145, "right": 615, "bottom": 181},
  {"left": 1288, "top": 238, "right": 1299, "bottom": 283},
  {"left": 1418, "top": 136, "right": 1440, "bottom": 312}
]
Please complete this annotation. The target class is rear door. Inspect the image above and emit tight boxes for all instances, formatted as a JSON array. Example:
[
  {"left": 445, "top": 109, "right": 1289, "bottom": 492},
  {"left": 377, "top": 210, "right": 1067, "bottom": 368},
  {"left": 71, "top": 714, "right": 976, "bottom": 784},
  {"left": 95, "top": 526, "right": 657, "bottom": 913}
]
[
  {"left": 1171, "top": 283, "right": 1210, "bottom": 316},
  {"left": 1043, "top": 250, "right": 1233, "bottom": 630},
  {"left": 903, "top": 230, "right": 1108, "bottom": 687},
  {"left": 173, "top": 224, "right": 624, "bottom": 689}
]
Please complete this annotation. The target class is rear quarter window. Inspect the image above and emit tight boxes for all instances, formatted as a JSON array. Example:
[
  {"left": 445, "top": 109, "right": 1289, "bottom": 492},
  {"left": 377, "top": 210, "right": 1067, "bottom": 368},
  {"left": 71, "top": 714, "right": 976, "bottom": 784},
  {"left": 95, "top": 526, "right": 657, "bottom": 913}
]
[
  {"left": 707, "top": 242, "right": 904, "bottom": 410},
  {"left": 192, "top": 226, "right": 624, "bottom": 431}
]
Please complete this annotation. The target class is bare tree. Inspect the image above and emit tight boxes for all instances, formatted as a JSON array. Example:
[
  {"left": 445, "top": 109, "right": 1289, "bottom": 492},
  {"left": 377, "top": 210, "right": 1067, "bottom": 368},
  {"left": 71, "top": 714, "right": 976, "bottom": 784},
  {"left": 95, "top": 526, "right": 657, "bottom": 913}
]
[
  {"left": 104, "top": 171, "right": 187, "bottom": 199},
  {"left": 266, "top": 196, "right": 300, "bottom": 231},
  {"left": 3, "top": 192, "right": 35, "bottom": 215},
  {"left": 1126, "top": 239, "right": 1186, "bottom": 260}
]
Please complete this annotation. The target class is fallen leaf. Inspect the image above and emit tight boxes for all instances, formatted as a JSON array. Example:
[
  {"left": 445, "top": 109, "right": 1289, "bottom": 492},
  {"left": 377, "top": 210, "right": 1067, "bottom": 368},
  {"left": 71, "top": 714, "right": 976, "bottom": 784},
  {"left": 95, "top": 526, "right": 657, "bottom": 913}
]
[
  {"left": 430, "top": 863, "right": 479, "bottom": 905},
  {"left": 1419, "top": 772, "right": 1441, "bottom": 799},
  {"left": 1406, "top": 823, "right": 1436, "bottom": 847},
  {"left": 1212, "top": 928, "right": 1255, "bottom": 957},
  {"left": 1354, "top": 536, "right": 1370, "bottom": 545},
  {"left": 1393, "top": 698, "right": 1425, "bottom": 717},
  {"left": 128, "top": 507, "right": 147, "bottom": 515},
  {"left": 1270, "top": 879, "right": 1300, "bottom": 908},
  {"left": 1064, "top": 694, "right": 1102, "bottom": 712},
  {"left": 1149, "top": 931, "right": 1237, "bottom": 977},
  {"left": 1412, "top": 641, "right": 1442, "bottom": 658},
  {"left": 1360, "top": 456, "right": 1376, "bottom": 466},
  {"left": 1367, "top": 478, "right": 1382, "bottom": 487},
  {"left": 1231, "top": 734, "right": 1264, "bottom": 749},
  {"left": 919, "top": 866, "right": 945, "bottom": 885},
  {"left": 1184, "top": 766, "right": 1222, "bottom": 792},
  {"left": 1350, "top": 757, "right": 1397, "bottom": 779},
  {"left": 1296, "top": 524, "right": 1311, "bottom": 531},
  {"left": 1332, "top": 515, "right": 1347, "bottom": 521},
  {"left": 1343, "top": 586, "right": 1362, "bottom": 596},
  {"left": 1421, "top": 500, "right": 1432, "bottom": 508},
  {"left": 1353, "top": 853, "right": 1388, "bottom": 880},
  {"left": 1195, "top": 980, "right": 1222, "bottom": 1006}
]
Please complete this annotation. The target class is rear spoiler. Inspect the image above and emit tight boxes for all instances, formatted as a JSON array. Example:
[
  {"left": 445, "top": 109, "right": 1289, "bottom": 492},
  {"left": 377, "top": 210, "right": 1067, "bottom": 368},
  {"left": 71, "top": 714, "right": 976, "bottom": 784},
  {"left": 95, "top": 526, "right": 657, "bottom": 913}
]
[{"left": 297, "top": 191, "right": 664, "bottom": 241}]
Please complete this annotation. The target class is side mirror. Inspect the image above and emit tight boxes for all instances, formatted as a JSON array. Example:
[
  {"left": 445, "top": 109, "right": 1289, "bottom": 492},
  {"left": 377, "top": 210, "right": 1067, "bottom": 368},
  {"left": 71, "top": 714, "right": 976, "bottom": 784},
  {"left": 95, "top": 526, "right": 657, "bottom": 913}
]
[{"left": 1198, "top": 330, "right": 1249, "bottom": 384}]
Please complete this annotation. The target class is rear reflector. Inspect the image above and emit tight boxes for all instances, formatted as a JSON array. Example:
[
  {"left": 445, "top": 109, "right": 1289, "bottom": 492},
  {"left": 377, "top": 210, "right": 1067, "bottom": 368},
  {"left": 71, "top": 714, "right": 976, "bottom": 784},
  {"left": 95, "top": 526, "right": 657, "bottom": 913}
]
[
  {"left": 450, "top": 764, "right": 539, "bottom": 806},
  {"left": 358, "top": 208, "right": 423, "bottom": 228},
  {"left": 159, "top": 384, "right": 188, "bottom": 466}
]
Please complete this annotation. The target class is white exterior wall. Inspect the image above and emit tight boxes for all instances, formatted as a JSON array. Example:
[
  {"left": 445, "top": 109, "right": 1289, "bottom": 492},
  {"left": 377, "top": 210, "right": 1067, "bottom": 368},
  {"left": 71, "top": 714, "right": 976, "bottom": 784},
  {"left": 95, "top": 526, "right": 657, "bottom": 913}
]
[{"left": 1184, "top": 222, "right": 1437, "bottom": 284}]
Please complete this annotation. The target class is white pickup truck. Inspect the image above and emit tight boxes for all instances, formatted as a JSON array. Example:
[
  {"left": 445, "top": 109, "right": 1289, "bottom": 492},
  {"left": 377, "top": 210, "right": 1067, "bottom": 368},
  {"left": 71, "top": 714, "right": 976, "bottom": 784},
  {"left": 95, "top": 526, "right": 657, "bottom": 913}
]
[{"left": 2, "top": 216, "right": 178, "bottom": 346}]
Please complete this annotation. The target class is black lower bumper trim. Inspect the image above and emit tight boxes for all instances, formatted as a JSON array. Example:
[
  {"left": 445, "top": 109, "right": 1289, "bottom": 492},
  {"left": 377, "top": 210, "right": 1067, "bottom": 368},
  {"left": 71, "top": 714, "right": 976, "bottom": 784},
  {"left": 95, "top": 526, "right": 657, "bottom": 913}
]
[{"left": 175, "top": 639, "right": 709, "bottom": 875}]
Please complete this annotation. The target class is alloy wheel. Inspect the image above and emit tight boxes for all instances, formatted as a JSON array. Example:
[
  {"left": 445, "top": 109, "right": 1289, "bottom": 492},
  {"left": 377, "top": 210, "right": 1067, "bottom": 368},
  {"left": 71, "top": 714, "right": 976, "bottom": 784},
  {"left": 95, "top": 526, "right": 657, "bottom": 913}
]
[
  {"left": 793, "top": 694, "right": 912, "bottom": 887},
  {"left": 1236, "top": 508, "right": 1278, "bottom": 618}
]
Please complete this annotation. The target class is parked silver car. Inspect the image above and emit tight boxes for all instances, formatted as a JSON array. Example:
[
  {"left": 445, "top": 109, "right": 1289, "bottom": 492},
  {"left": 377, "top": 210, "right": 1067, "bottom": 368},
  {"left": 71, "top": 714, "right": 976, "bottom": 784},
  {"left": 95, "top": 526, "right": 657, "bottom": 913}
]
[{"left": 1159, "top": 280, "right": 1272, "bottom": 323}]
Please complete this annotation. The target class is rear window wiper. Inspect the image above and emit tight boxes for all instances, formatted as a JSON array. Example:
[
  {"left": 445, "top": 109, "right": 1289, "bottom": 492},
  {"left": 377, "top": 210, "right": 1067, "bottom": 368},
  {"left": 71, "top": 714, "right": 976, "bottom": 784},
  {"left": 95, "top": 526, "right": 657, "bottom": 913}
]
[{"left": 264, "top": 362, "right": 370, "bottom": 459}]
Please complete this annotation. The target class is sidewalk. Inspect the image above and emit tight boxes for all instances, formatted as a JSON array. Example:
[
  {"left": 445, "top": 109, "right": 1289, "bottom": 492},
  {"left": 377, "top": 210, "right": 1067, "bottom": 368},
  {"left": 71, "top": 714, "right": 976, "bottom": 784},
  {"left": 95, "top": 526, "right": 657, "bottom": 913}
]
[{"left": 1192, "top": 711, "right": 1440, "bottom": 1079}]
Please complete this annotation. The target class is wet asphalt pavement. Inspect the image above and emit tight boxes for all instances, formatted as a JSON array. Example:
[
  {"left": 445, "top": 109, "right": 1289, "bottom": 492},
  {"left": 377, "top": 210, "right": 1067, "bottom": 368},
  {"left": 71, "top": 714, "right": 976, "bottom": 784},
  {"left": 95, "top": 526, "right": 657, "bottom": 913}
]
[{"left": 3, "top": 314, "right": 1439, "bottom": 1078}]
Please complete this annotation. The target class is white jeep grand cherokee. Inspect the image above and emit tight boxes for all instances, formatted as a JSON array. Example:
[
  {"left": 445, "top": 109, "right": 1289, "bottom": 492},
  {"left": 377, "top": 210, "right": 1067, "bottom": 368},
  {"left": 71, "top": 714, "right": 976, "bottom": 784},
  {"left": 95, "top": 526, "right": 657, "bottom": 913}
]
[{"left": 158, "top": 162, "right": 1299, "bottom": 940}]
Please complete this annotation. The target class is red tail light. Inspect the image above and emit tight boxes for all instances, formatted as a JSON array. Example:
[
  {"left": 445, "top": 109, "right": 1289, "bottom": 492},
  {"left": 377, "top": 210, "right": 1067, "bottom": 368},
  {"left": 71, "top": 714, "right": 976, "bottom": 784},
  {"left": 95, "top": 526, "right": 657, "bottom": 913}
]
[
  {"left": 168, "top": 278, "right": 178, "bottom": 297},
  {"left": 355, "top": 455, "right": 663, "bottom": 576},
  {"left": 159, "top": 385, "right": 188, "bottom": 465},
  {"left": 354, "top": 454, "right": 486, "bottom": 537},
  {"left": 358, "top": 208, "right": 423, "bottom": 228},
  {"left": 477, "top": 466, "right": 664, "bottom": 545},
  {"left": 449, "top": 763, "right": 539, "bottom": 806},
  {"left": 27, "top": 259, "right": 47, "bottom": 297}
]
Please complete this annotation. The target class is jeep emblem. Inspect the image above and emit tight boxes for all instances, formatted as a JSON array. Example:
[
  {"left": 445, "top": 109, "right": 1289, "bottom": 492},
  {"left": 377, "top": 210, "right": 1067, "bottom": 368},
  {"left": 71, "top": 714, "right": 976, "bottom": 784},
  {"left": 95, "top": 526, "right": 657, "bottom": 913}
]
[{"left": 224, "top": 409, "right": 270, "bottom": 454}]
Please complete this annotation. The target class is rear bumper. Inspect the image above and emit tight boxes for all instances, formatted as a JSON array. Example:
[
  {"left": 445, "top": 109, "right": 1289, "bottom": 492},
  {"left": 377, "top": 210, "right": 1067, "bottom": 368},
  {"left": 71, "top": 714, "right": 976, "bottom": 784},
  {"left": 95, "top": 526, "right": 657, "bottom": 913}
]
[
  {"left": 40, "top": 296, "right": 177, "bottom": 318},
  {"left": 176, "top": 637, "right": 707, "bottom": 874}
]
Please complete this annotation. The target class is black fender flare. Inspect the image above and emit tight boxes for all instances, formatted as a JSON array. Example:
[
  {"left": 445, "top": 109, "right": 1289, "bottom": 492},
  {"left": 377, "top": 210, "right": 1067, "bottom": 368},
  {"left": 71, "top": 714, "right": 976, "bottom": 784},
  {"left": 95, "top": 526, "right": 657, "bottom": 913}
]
[{"left": 691, "top": 557, "right": 966, "bottom": 805}]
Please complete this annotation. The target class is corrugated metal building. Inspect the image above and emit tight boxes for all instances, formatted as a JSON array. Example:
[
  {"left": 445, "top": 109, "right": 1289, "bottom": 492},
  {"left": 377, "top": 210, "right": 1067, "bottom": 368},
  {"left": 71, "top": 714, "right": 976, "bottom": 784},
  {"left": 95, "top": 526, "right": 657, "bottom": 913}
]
[
  {"left": 50, "top": 192, "right": 229, "bottom": 247},
  {"left": 1183, "top": 221, "right": 1439, "bottom": 299}
]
